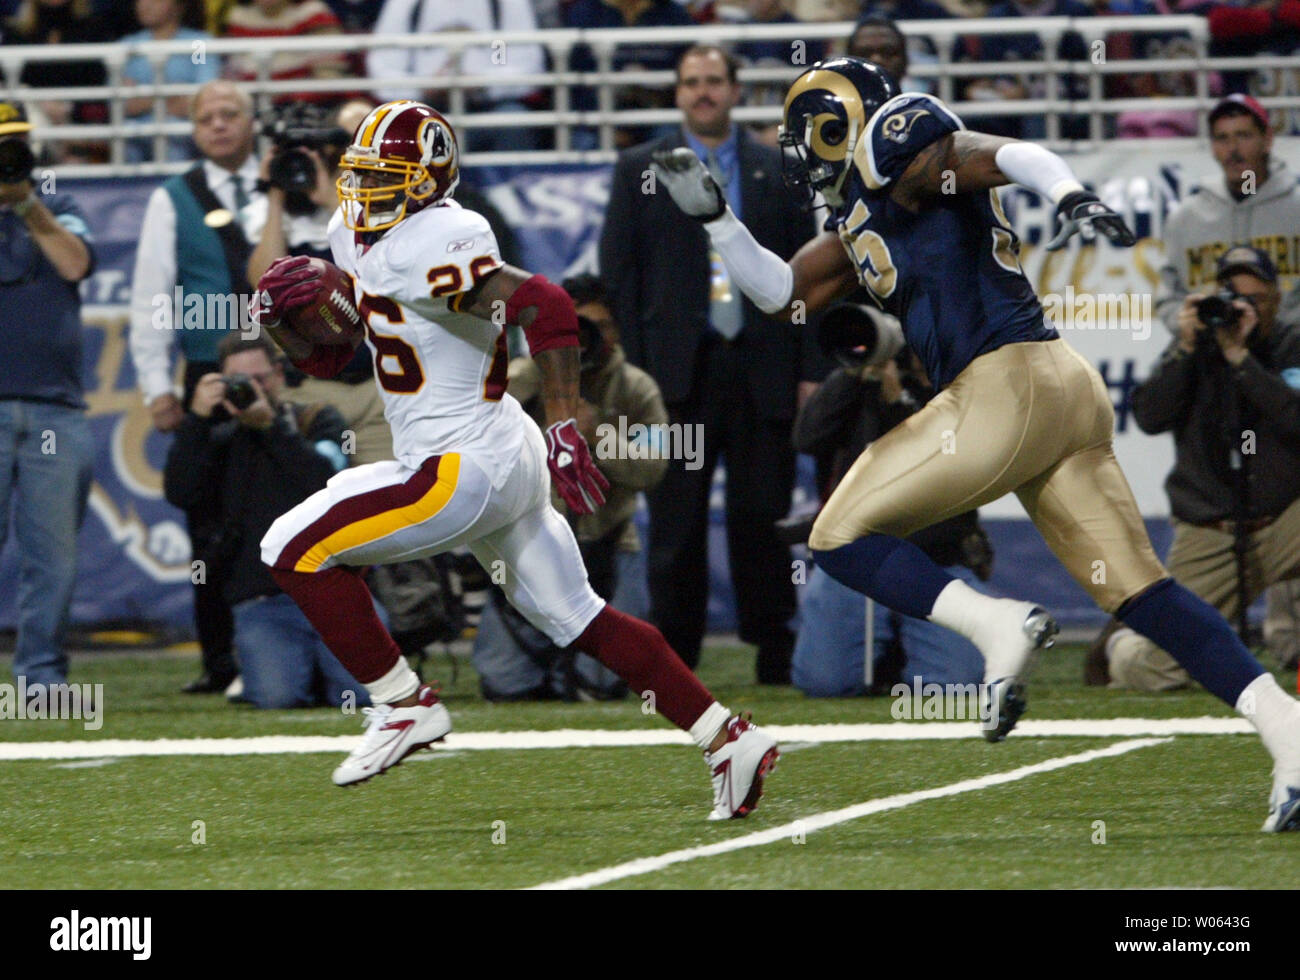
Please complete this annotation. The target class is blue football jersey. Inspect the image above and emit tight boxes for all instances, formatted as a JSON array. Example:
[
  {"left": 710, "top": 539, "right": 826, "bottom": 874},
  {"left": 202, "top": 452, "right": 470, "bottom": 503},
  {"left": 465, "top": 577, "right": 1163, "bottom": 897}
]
[{"left": 827, "top": 93, "right": 1057, "bottom": 390}]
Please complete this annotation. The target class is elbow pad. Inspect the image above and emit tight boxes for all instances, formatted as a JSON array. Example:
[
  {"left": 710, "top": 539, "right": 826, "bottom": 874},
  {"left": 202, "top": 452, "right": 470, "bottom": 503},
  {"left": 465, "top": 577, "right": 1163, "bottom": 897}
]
[{"left": 506, "top": 274, "right": 579, "bottom": 355}]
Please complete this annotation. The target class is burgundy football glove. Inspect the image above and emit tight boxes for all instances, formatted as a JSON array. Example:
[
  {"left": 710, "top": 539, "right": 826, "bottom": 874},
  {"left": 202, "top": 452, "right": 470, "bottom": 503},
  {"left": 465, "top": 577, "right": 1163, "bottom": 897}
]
[
  {"left": 545, "top": 419, "right": 610, "bottom": 516},
  {"left": 249, "top": 254, "right": 322, "bottom": 328}
]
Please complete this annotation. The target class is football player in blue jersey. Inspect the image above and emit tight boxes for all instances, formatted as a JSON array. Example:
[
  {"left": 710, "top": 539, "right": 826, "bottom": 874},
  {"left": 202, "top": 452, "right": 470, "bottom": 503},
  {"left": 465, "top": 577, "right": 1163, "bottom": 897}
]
[{"left": 650, "top": 57, "right": 1300, "bottom": 832}]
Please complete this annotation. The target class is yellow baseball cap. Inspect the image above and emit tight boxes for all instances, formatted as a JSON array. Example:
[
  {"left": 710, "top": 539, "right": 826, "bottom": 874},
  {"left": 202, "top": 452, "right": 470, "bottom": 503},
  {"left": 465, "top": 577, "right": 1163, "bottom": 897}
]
[{"left": 0, "top": 101, "right": 33, "bottom": 137}]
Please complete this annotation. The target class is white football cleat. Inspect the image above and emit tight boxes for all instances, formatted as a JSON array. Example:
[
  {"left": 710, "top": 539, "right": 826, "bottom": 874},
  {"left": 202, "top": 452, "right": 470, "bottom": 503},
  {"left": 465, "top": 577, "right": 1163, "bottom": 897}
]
[
  {"left": 1262, "top": 769, "right": 1300, "bottom": 833},
  {"left": 705, "top": 715, "right": 779, "bottom": 821},
  {"left": 976, "top": 600, "right": 1059, "bottom": 742},
  {"left": 332, "top": 684, "right": 451, "bottom": 787}
]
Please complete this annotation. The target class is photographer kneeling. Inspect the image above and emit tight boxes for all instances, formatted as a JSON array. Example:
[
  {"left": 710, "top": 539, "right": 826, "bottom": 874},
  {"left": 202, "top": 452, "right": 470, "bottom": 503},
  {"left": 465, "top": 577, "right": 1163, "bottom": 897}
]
[
  {"left": 1093, "top": 247, "right": 1300, "bottom": 690},
  {"left": 790, "top": 300, "right": 991, "bottom": 696},
  {"left": 164, "top": 333, "right": 369, "bottom": 709}
]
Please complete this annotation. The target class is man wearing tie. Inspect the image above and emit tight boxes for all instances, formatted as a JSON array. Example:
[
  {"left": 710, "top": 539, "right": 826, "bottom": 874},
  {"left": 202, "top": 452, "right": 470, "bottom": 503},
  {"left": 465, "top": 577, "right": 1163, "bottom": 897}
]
[
  {"left": 129, "top": 80, "right": 266, "bottom": 694},
  {"left": 600, "top": 45, "right": 824, "bottom": 683}
]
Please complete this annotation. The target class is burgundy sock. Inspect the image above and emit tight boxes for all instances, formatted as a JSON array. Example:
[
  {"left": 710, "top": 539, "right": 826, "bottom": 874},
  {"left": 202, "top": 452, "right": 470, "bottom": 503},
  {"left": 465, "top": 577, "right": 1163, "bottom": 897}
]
[
  {"left": 269, "top": 566, "right": 401, "bottom": 684},
  {"left": 573, "top": 606, "right": 715, "bottom": 731}
]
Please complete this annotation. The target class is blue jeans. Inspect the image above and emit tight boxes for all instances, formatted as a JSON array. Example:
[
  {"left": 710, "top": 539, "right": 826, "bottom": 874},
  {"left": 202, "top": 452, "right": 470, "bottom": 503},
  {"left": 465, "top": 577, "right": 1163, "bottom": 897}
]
[
  {"left": 472, "top": 547, "right": 647, "bottom": 698},
  {"left": 792, "top": 563, "right": 987, "bottom": 697},
  {"left": 0, "top": 401, "right": 93, "bottom": 686},
  {"left": 232, "top": 592, "right": 371, "bottom": 709}
]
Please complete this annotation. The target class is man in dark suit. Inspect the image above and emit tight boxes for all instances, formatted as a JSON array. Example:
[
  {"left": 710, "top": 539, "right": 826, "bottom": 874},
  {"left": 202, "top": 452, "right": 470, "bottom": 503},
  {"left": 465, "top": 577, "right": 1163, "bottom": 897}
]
[{"left": 600, "top": 45, "right": 824, "bottom": 683}]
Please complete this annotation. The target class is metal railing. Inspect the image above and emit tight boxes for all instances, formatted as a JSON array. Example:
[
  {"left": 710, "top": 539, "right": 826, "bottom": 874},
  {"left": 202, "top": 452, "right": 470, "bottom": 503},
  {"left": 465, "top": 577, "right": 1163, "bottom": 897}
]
[{"left": 2, "top": 15, "right": 1297, "bottom": 176}]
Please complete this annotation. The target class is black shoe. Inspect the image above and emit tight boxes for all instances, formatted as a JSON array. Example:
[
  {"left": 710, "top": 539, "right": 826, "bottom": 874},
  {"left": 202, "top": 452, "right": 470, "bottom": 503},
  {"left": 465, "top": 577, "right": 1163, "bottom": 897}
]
[{"left": 182, "top": 672, "right": 237, "bottom": 694}]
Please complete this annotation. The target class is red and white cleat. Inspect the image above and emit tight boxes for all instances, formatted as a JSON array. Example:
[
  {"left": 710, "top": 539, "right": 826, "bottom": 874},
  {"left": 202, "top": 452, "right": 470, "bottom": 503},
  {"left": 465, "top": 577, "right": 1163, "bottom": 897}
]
[
  {"left": 332, "top": 684, "right": 451, "bottom": 787},
  {"left": 705, "top": 715, "right": 779, "bottom": 821}
]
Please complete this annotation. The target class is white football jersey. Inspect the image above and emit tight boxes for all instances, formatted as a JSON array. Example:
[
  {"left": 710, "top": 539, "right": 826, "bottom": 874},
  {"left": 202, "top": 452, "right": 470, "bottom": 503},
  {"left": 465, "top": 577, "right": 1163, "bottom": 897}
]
[{"left": 328, "top": 200, "right": 531, "bottom": 486}]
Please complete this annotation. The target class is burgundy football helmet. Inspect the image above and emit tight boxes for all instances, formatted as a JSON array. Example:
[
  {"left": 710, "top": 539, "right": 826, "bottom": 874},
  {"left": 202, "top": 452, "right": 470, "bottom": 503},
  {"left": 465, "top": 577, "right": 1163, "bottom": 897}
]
[{"left": 336, "top": 100, "right": 460, "bottom": 232}]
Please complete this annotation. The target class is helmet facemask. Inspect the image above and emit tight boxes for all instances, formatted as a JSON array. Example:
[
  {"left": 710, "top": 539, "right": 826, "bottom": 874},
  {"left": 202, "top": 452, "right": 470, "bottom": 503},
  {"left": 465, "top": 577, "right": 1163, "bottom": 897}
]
[{"left": 779, "top": 112, "right": 859, "bottom": 211}]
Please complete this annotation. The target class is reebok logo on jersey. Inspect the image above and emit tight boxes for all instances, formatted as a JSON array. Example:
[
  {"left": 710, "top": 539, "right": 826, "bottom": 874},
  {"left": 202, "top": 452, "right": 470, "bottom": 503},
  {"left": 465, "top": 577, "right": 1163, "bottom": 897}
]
[{"left": 447, "top": 237, "right": 476, "bottom": 252}]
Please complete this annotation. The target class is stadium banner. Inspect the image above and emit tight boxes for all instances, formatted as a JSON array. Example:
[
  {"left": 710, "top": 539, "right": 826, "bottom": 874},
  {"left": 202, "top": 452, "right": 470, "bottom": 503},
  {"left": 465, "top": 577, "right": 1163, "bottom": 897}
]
[{"left": 3, "top": 141, "right": 1292, "bottom": 631}]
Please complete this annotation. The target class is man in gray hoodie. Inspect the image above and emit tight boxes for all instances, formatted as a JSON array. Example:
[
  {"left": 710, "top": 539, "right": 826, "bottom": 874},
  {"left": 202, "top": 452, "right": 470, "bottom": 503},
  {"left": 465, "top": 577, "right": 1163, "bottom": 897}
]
[
  {"left": 1157, "top": 95, "right": 1300, "bottom": 327},
  {"left": 1154, "top": 94, "right": 1300, "bottom": 672}
]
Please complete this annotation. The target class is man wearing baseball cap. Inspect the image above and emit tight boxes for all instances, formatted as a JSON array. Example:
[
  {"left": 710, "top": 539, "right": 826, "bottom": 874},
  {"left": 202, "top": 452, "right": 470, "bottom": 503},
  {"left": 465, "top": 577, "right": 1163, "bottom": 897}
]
[
  {"left": 1091, "top": 243, "right": 1300, "bottom": 690},
  {"left": 1156, "top": 94, "right": 1299, "bottom": 333},
  {"left": 0, "top": 99, "right": 97, "bottom": 697}
]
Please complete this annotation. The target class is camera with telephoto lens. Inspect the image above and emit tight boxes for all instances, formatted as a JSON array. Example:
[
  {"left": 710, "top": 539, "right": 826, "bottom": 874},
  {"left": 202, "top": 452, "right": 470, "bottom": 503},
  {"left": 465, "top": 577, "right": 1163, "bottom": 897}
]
[
  {"left": 0, "top": 137, "right": 35, "bottom": 184},
  {"left": 260, "top": 105, "right": 350, "bottom": 216},
  {"left": 222, "top": 373, "right": 258, "bottom": 411},
  {"left": 1194, "top": 290, "right": 1244, "bottom": 338},
  {"left": 818, "top": 301, "right": 907, "bottom": 371}
]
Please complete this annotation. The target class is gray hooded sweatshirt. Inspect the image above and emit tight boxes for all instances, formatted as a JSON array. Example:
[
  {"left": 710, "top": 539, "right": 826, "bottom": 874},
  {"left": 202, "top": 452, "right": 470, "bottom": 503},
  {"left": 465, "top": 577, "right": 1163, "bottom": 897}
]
[{"left": 1156, "top": 157, "right": 1300, "bottom": 332}]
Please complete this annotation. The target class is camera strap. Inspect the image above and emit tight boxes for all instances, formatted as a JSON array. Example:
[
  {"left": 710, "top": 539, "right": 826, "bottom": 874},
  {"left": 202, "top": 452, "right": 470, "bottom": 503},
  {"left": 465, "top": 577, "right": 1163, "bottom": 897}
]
[{"left": 183, "top": 166, "right": 253, "bottom": 296}]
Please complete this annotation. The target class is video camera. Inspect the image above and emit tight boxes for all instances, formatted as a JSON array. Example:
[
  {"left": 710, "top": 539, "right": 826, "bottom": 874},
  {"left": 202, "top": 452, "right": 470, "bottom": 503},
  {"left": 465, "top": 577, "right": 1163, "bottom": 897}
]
[
  {"left": 260, "top": 104, "right": 351, "bottom": 216},
  {"left": 817, "top": 301, "right": 907, "bottom": 371}
]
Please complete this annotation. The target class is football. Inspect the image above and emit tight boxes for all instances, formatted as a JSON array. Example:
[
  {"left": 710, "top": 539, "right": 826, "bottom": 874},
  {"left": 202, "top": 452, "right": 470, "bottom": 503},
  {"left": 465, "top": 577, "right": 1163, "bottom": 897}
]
[{"left": 282, "top": 257, "right": 364, "bottom": 346}]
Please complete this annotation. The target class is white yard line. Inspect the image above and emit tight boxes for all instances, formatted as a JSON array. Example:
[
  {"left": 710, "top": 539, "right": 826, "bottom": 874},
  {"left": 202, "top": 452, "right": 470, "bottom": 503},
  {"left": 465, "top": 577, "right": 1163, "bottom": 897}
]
[
  {"left": 0, "top": 717, "right": 1248, "bottom": 762},
  {"left": 529, "top": 737, "right": 1172, "bottom": 890}
]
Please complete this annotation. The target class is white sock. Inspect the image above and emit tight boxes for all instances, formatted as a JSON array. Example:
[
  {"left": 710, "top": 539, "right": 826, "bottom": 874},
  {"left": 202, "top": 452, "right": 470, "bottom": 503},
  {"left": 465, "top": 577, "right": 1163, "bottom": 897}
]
[
  {"left": 1237, "top": 673, "right": 1300, "bottom": 772},
  {"left": 366, "top": 658, "right": 421, "bottom": 706},
  {"left": 690, "top": 701, "right": 732, "bottom": 751},
  {"left": 928, "top": 579, "right": 992, "bottom": 639}
]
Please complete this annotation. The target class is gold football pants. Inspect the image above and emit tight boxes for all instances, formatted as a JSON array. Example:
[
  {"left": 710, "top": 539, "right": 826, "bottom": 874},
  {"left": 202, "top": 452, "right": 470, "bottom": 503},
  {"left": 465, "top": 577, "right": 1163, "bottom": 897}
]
[{"left": 808, "top": 339, "right": 1167, "bottom": 612}]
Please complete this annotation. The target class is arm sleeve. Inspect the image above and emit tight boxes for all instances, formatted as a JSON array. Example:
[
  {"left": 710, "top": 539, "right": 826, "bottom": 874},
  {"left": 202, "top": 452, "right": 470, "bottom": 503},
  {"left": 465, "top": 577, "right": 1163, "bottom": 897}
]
[
  {"left": 163, "top": 414, "right": 223, "bottom": 510},
  {"left": 1155, "top": 208, "right": 1191, "bottom": 335},
  {"left": 1130, "top": 341, "right": 1197, "bottom": 435},
  {"left": 1233, "top": 356, "right": 1300, "bottom": 443},
  {"left": 792, "top": 369, "right": 864, "bottom": 456},
  {"left": 129, "top": 187, "right": 179, "bottom": 404}
]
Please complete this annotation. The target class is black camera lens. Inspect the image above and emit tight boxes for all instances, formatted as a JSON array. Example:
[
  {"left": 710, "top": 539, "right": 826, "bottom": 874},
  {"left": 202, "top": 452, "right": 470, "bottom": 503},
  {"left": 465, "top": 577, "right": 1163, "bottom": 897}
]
[
  {"left": 1195, "top": 293, "right": 1242, "bottom": 333},
  {"left": 222, "top": 373, "right": 257, "bottom": 411},
  {"left": 0, "top": 137, "right": 35, "bottom": 183}
]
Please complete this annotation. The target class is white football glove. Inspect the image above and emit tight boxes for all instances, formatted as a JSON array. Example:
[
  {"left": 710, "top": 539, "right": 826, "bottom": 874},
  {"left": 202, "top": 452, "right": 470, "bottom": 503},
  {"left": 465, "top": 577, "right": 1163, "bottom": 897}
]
[{"left": 649, "top": 148, "right": 727, "bottom": 222}]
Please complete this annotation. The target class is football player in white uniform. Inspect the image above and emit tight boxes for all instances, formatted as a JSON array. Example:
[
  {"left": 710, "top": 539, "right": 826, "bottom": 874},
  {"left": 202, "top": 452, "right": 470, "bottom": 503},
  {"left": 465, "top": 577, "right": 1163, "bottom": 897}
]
[{"left": 254, "top": 100, "right": 778, "bottom": 820}]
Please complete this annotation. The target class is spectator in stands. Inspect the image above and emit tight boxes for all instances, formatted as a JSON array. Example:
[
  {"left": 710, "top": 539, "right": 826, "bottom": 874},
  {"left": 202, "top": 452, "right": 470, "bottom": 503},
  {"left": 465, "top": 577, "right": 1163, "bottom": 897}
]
[
  {"left": 4, "top": 0, "right": 113, "bottom": 161},
  {"left": 129, "top": 79, "right": 266, "bottom": 694},
  {"left": 1156, "top": 96, "right": 1299, "bottom": 330},
  {"left": 847, "top": 14, "right": 937, "bottom": 93},
  {"left": 0, "top": 101, "right": 95, "bottom": 697},
  {"left": 472, "top": 275, "right": 666, "bottom": 701},
  {"left": 368, "top": 0, "right": 547, "bottom": 152},
  {"left": 735, "top": 0, "right": 829, "bottom": 146},
  {"left": 858, "top": 0, "right": 952, "bottom": 19},
  {"left": 222, "top": 0, "right": 347, "bottom": 105},
  {"left": 121, "top": 0, "right": 221, "bottom": 163},
  {"left": 790, "top": 304, "right": 989, "bottom": 696},
  {"left": 322, "top": 0, "right": 381, "bottom": 30},
  {"left": 953, "top": 0, "right": 1093, "bottom": 140},
  {"left": 164, "top": 333, "right": 365, "bottom": 709},
  {"left": 600, "top": 45, "right": 824, "bottom": 683},
  {"left": 564, "top": 0, "right": 695, "bottom": 150},
  {"left": 1207, "top": 0, "right": 1300, "bottom": 133},
  {"left": 1090, "top": 247, "right": 1300, "bottom": 689}
]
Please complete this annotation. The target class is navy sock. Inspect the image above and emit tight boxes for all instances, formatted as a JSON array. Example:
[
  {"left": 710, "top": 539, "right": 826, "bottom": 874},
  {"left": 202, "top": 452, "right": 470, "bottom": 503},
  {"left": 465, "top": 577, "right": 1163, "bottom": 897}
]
[
  {"left": 1117, "top": 578, "right": 1264, "bottom": 705},
  {"left": 812, "top": 533, "right": 954, "bottom": 620}
]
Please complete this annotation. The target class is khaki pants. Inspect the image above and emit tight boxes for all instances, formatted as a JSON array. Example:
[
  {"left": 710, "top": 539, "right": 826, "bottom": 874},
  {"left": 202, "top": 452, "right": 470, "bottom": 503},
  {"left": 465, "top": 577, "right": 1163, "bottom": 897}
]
[
  {"left": 1108, "top": 495, "right": 1300, "bottom": 690},
  {"left": 809, "top": 339, "right": 1166, "bottom": 612}
]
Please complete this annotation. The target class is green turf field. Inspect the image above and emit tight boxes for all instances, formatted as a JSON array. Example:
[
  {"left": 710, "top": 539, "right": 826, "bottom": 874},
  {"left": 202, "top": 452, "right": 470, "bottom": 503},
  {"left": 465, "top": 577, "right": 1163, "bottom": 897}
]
[{"left": 2, "top": 644, "right": 1298, "bottom": 889}]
